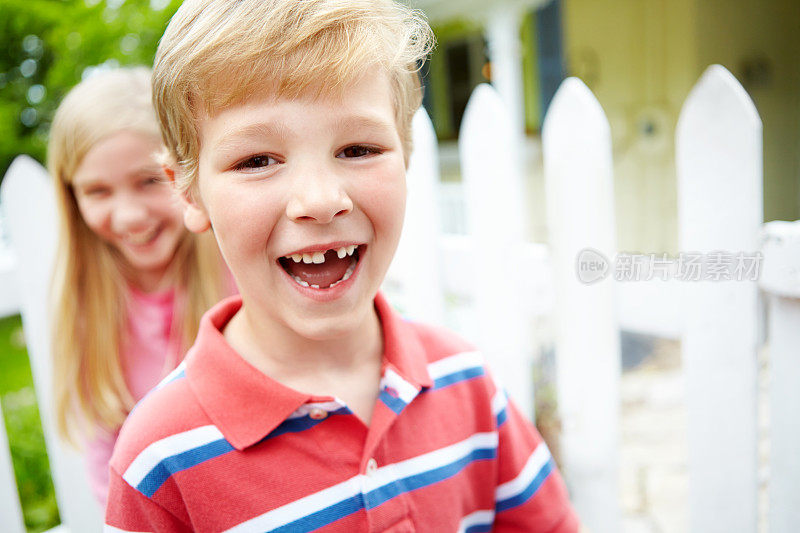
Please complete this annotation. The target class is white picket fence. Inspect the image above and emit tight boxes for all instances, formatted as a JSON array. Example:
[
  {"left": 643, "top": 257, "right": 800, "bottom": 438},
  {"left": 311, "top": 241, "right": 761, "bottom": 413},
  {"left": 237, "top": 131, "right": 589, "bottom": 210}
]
[{"left": 1, "top": 64, "right": 799, "bottom": 532}]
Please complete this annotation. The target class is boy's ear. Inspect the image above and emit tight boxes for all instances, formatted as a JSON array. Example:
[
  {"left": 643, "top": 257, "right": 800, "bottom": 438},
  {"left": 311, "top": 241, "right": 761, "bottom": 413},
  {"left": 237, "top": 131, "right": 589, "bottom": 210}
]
[
  {"left": 163, "top": 164, "right": 212, "bottom": 234},
  {"left": 182, "top": 199, "right": 212, "bottom": 234}
]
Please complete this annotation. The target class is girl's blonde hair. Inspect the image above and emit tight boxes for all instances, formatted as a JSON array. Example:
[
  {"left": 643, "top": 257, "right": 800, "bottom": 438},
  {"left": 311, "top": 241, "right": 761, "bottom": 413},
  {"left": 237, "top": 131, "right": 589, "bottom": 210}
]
[
  {"left": 152, "top": 0, "right": 434, "bottom": 194},
  {"left": 48, "top": 67, "right": 226, "bottom": 443}
]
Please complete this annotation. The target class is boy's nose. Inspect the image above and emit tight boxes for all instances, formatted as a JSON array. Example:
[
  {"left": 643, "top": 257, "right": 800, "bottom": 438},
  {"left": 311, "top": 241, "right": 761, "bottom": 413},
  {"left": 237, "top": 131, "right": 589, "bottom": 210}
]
[{"left": 285, "top": 172, "right": 353, "bottom": 224}]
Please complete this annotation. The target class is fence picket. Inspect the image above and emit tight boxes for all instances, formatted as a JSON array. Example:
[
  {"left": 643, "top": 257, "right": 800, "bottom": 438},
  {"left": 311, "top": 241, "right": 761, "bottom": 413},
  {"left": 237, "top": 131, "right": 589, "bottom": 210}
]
[
  {"left": 458, "top": 83, "right": 533, "bottom": 418},
  {"left": 386, "top": 108, "right": 445, "bottom": 326},
  {"left": 677, "top": 65, "right": 762, "bottom": 532},
  {"left": 759, "top": 221, "right": 800, "bottom": 533},
  {"left": 1, "top": 156, "right": 102, "bottom": 531},
  {"left": 542, "top": 77, "right": 620, "bottom": 533}
]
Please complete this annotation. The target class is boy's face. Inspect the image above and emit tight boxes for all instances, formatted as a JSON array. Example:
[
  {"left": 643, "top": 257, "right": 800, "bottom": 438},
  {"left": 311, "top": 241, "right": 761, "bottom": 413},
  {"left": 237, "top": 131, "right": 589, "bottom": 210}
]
[{"left": 186, "top": 68, "right": 406, "bottom": 341}]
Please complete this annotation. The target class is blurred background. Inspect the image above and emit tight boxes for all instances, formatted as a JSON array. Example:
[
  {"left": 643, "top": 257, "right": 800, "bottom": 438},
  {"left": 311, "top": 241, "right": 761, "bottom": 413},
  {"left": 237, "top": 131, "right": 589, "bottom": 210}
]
[{"left": 0, "top": 0, "right": 798, "bottom": 531}]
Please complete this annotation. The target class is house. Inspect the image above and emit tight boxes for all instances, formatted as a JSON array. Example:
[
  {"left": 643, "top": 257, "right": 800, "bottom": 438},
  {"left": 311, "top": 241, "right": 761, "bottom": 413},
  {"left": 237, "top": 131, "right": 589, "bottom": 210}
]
[{"left": 415, "top": 0, "right": 800, "bottom": 254}]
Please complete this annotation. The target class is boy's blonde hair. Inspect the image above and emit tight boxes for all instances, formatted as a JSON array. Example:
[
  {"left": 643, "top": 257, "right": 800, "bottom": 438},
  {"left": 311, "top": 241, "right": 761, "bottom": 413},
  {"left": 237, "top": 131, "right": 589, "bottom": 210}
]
[
  {"left": 153, "top": 0, "right": 434, "bottom": 193},
  {"left": 48, "top": 67, "right": 226, "bottom": 443}
]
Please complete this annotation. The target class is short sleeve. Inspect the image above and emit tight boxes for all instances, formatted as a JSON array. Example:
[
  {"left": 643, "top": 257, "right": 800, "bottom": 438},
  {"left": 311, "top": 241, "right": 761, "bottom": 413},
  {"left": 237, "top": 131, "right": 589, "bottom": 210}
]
[
  {"left": 491, "top": 389, "right": 581, "bottom": 532},
  {"left": 105, "top": 466, "right": 190, "bottom": 532}
]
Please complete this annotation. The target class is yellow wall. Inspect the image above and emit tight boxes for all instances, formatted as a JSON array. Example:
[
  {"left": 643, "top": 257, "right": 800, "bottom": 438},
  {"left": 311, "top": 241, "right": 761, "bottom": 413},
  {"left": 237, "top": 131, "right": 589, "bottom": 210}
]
[
  {"left": 695, "top": 0, "right": 800, "bottom": 224},
  {"left": 562, "top": 0, "right": 800, "bottom": 253},
  {"left": 563, "top": 0, "right": 696, "bottom": 253}
]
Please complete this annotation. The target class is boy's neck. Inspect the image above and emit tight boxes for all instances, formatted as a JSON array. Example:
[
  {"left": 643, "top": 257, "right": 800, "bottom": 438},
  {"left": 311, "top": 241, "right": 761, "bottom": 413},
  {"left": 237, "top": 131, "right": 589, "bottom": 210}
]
[{"left": 223, "top": 299, "right": 384, "bottom": 391}]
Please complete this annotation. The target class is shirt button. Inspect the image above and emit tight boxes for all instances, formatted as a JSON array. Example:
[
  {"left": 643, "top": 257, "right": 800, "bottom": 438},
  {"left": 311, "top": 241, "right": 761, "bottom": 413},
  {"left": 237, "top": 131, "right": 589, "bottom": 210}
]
[
  {"left": 366, "top": 458, "right": 378, "bottom": 476},
  {"left": 309, "top": 408, "right": 328, "bottom": 420}
]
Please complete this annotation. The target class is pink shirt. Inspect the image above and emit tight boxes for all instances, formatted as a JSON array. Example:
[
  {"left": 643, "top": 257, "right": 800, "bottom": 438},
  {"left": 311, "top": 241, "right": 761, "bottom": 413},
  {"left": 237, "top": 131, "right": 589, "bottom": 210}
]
[{"left": 84, "top": 286, "right": 180, "bottom": 507}]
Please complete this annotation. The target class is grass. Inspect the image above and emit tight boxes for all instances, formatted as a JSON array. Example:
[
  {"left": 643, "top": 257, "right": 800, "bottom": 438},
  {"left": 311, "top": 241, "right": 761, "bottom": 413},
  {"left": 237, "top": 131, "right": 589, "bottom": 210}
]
[{"left": 0, "top": 314, "right": 59, "bottom": 532}]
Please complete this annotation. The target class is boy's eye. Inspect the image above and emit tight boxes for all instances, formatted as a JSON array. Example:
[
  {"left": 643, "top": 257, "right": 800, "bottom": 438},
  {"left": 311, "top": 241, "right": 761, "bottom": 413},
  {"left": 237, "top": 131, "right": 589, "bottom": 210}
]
[
  {"left": 234, "top": 154, "right": 280, "bottom": 171},
  {"left": 338, "top": 145, "right": 381, "bottom": 159}
]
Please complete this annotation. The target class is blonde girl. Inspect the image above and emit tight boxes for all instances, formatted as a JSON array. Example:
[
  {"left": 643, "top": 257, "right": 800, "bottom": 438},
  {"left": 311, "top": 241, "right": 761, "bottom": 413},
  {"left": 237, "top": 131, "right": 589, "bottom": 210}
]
[{"left": 48, "top": 67, "right": 228, "bottom": 506}]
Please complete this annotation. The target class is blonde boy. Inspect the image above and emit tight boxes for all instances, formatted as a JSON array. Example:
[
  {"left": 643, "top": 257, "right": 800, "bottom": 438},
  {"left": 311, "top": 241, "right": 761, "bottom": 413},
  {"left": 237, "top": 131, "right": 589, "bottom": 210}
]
[{"left": 105, "top": 0, "right": 579, "bottom": 530}]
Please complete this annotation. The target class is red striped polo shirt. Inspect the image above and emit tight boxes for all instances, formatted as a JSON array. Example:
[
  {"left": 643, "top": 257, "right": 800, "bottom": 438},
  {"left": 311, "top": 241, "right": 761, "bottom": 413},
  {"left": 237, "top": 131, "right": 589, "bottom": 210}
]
[{"left": 105, "top": 294, "right": 579, "bottom": 532}]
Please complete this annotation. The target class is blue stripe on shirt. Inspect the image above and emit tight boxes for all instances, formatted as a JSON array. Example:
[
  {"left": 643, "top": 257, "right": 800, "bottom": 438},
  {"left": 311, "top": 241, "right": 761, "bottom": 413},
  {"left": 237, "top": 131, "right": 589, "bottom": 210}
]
[
  {"left": 495, "top": 458, "right": 554, "bottom": 513},
  {"left": 378, "top": 390, "right": 408, "bottom": 415},
  {"left": 137, "top": 408, "right": 350, "bottom": 497},
  {"left": 137, "top": 438, "right": 234, "bottom": 497},
  {"left": 433, "top": 366, "right": 485, "bottom": 390}
]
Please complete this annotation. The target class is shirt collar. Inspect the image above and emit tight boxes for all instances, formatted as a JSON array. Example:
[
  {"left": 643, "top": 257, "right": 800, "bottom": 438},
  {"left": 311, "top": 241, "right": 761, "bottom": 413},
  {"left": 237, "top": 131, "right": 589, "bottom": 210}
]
[
  {"left": 373, "top": 292, "right": 433, "bottom": 390},
  {"left": 186, "top": 292, "right": 432, "bottom": 450}
]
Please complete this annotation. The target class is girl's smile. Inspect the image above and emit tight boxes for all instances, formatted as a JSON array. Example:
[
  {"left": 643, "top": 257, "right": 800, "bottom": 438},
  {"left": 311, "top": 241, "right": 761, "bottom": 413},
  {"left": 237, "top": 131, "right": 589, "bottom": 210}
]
[{"left": 72, "top": 130, "right": 185, "bottom": 292}]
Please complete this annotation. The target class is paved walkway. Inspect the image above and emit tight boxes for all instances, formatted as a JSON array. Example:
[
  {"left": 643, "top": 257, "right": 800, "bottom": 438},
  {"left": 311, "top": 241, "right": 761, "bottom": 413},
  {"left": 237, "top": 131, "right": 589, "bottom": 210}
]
[
  {"left": 620, "top": 338, "right": 687, "bottom": 533},
  {"left": 618, "top": 339, "right": 769, "bottom": 533}
]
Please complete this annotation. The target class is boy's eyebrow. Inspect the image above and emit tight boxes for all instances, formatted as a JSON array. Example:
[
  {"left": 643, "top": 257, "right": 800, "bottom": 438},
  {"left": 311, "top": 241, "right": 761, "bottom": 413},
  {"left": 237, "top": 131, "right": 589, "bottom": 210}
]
[
  {"left": 213, "top": 115, "right": 396, "bottom": 155},
  {"left": 331, "top": 115, "right": 396, "bottom": 136},
  {"left": 213, "top": 123, "right": 292, "bottom": 155}
]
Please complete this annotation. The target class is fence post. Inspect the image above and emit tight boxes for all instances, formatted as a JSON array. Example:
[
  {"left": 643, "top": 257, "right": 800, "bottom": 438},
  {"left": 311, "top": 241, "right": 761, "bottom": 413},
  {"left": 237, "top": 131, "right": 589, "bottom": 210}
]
[
  {"left": 458, "top": 83, "right": 533, "bottom": 418},
  {"left": 759, "top": 221, "right": 800, "bottom": 532},
  {"left": 1, "top": 155, "right": 103, "bottom": 531},
  {"left": 676, "top": 65, "right": 762, "bottom": 532},
  {"left": 388, "top": 108, "right": 445, "bottom": 326},
  {"left": 542, "top": 77, "right": 620, "bottom": 533}
]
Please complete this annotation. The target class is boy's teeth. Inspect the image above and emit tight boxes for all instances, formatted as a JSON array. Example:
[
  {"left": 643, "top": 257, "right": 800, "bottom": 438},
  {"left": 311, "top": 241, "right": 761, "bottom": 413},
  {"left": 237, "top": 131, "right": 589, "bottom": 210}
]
[
  {"left": 292, "top": 275, "right": 310, "bottom": 288},
  {"left": 289, "top": 245, "right": 359, "bottom": 262},
  {"left": 328, "top": 260, "right": 356, "bottom": 289},
  {"left": 289, "top": 254, "right": 358, "bottom": 290}
]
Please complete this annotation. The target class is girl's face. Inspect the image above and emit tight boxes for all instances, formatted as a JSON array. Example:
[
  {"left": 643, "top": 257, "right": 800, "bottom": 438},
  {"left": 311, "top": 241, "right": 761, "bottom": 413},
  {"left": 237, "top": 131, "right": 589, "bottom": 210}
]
[{"left": 72, "top": 130, "right": 185, "bottom": 292}]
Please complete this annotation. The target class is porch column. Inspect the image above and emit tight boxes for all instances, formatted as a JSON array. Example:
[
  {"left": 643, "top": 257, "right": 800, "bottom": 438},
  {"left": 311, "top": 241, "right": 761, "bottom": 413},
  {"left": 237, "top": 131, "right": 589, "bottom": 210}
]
[{"left": 486, "top": 5, "right": 526, "bottom": 140}]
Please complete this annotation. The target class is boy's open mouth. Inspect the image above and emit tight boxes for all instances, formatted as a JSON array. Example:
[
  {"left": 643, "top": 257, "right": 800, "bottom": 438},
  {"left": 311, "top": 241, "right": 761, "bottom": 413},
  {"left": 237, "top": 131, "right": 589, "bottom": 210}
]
[{"left": 278, "top": 245, "right": 361, "bottom": 289}]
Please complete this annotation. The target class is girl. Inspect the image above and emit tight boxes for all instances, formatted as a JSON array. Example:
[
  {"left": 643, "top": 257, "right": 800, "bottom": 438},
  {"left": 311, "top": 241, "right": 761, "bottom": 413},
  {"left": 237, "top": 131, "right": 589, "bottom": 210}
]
[{"left": 47, "top": 67, "right": 229, "bottom": 506}]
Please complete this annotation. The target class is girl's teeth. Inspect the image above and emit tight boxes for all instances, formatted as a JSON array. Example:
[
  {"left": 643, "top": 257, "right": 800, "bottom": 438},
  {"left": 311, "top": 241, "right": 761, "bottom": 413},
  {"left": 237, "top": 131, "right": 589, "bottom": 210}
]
[{"left": 125, "top": 227, "right": 158, "bottom": 245}]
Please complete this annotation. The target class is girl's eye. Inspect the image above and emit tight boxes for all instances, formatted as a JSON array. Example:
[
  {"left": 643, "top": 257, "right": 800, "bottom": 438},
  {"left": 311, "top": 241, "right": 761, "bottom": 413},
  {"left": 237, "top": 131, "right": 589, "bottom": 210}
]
[
  {"left": 234, "top": 154, "right": 280, "bottom": 171},
  {"left": 83, "top": 187, "right": 110, "bottom": 197},
  {"left": 338, "top": 145, "right": 381, "bottom": 159}
]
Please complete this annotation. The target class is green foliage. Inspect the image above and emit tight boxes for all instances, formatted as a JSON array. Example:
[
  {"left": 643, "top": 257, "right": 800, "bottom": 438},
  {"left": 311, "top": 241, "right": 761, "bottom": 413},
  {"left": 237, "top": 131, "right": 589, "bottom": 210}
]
[
  {"left": 0, "top": 314, "right": 59, "bottom": 532},
  {"left": 3, "top": 389, "right": 60, "bottom": 532},
  {"left": 0, "top": 0, "right": 183, "bottom": 180}
]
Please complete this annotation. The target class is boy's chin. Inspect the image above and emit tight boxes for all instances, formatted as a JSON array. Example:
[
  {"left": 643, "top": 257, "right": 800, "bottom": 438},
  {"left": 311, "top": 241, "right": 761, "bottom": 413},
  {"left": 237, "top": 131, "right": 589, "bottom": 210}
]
[{"left": 282, "top": 303, "right": 375, "bottom": 342}]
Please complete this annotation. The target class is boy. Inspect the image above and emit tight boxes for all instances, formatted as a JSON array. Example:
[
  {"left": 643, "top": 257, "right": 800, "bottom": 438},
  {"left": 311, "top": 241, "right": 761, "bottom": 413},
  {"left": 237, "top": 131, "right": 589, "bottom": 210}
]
[{"left": 105, "top": 0, "right": 580, "bottom": 530}]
